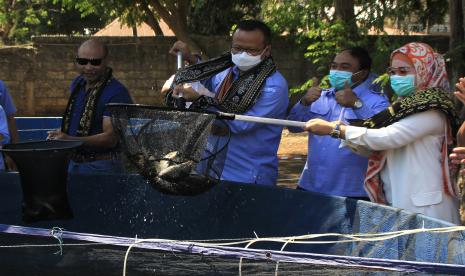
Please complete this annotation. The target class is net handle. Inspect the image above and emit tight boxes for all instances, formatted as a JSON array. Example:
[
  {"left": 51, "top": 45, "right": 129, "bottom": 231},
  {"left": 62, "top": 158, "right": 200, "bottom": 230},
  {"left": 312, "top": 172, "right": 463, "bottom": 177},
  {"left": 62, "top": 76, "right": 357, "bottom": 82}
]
[
  {"left": 106, "top": 104, "right": 307, "bottom": 129},
  {"left": 219, "top": 113, "right": 306, "bottom": 129},
  {"left": 175, "top": 51, "right": 186, "bottom": 108},
  {"left": 176, "top": 51, "right": 184, "bottom": 70}
]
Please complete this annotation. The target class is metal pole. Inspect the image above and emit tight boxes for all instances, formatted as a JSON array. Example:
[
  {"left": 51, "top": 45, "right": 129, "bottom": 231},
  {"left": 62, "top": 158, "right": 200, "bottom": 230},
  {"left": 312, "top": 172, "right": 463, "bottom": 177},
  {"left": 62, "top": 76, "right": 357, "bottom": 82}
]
[
  {"left": 175, "top": 51, "right": 186, "bottom": 108},
  {"left": 231, "top": 114, "right": 306, "bottom": 129}
]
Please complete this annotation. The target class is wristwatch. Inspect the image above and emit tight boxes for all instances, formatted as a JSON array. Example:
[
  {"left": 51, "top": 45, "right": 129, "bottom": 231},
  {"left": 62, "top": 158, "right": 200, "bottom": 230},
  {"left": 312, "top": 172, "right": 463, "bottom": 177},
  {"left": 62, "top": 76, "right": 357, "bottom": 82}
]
[
  {"left": 329, "top": 124, "right": 341, "bottom": 139},
  {"left": 353, "top": 99, "right": 363, "bottom": 109}
]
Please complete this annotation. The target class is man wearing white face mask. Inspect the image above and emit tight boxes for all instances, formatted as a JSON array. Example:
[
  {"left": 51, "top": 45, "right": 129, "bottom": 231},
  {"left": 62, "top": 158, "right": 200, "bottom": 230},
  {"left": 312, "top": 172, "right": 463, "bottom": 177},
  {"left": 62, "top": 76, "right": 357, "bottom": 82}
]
[
  {"left": 163, "top": 20, "right": 289, "bottom": 186},
  {"left": 287, "top": 47, "right": 390, "bottom": 198}
]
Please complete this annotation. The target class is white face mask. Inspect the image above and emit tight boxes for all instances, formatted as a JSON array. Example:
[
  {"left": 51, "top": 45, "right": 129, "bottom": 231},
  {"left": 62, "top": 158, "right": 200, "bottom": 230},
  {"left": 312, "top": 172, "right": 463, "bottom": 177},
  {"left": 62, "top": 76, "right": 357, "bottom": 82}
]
[{"left": 231, "top": 51, "right": 263, "bottom": 71}]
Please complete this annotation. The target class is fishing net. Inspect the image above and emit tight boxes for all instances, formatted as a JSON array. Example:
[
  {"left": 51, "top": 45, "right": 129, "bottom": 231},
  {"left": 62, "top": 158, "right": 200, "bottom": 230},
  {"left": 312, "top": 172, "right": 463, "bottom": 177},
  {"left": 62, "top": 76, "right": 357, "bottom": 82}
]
[
  {"left": 107, "top": 104, "right": 229, "bottom": 196},
  {"left": 1, "top": 224, "right": 465, "bottom": 275}
]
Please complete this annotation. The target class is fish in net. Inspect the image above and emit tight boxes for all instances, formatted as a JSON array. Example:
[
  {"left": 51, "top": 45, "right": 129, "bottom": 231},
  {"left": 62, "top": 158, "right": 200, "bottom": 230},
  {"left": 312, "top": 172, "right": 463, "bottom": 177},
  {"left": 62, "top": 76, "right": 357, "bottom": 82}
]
[{"left": 107, "top": 104, "right": 229, "bottom": 196}]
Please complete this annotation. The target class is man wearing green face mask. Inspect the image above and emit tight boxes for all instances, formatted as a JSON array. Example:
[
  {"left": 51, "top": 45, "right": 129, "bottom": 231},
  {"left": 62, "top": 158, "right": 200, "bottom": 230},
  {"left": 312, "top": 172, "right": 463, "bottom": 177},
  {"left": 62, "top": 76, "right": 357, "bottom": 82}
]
[{"left": 287, "top": 47, "right": 389, "bottom": 198}]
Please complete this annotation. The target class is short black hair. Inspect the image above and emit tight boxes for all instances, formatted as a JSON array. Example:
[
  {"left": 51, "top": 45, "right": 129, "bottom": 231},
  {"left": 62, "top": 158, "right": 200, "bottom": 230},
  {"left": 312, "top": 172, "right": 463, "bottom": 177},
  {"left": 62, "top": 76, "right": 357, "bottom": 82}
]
[
  {"left": 235, "top": 20, "right": 272, "bottom": 45},
  {"left": 343, "top": 47, "right": 372, "bottom": 71}
]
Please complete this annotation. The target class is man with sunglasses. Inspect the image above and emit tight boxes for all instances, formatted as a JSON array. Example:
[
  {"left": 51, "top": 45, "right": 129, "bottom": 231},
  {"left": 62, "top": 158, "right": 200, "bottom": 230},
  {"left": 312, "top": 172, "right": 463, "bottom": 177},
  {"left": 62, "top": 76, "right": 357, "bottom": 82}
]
[
  {"left": 164, "top": 20, "right": 289, "bottom": 186},
  {"left": 47, "top": 39, "right": 133, "bottom": 174},
  {"left": 287, "top": 47, "right": 389, "bottom": 199}
]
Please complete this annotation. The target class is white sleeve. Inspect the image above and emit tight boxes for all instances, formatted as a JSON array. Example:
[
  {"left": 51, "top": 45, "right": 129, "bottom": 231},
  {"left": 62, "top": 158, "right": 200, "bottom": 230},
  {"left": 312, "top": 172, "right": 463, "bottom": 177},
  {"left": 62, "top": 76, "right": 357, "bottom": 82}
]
[
  {"left": 189, "top": 82, "right": 215, "bottom": 97},
  {"left": 344, "top": 110, "right": 445, "bottom": 151},
  {"left": 162, "top": 74, "right": 175, "bottom": 91},
  {"left": 339, "top": 140, "right": 372, "bottom": 157}
]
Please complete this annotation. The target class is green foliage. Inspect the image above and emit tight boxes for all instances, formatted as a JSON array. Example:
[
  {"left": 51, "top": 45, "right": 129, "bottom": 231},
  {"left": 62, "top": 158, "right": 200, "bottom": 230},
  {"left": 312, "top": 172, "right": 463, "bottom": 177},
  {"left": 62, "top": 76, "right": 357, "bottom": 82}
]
[
  {"left": 372, "top": 72, "right": 390, "bottom": 91},
  {"left": 189, "top": 0, "right": 261, "bottom": 35},
  {"left": 58, "top": 0, "right": 139, "bottom": 29},
  {"left": 59, "top": 0, "right": 261, "bottom": 36},
  {"left": 262, "top": 0, "right": 448, "bottom": 95},
  {"left": 393, "top": 0, "right": 448, "bottom": 32},
  {"left": 305, "top": 20, "right": 361, "bottom": 74},
  {"left": 0, "top": 0, "right": 47, "bottom": 44},
  {"left": 290, "top": 75, "right": 329, "bottom": 95},
  {"left": 262, "top": 0, "right": 329, "bottom": 44},
  {"left": 0, "top": 0, "right": 111, "bottom": 44},
  {"left": 42, "top": 1, "right": 110, "bottom": 35},
  {"left": 373, "top": 72, "right": 398, "bottom": 101}
]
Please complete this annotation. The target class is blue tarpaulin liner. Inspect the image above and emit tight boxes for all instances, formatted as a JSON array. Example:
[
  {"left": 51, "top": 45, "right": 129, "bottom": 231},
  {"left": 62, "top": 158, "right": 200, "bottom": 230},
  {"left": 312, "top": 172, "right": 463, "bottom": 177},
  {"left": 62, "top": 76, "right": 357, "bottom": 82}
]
[
  {"left": 15, "top": 117, "right": 62, "bottom": 141},
  {"left": 6, "top": 117, "right": 465, "bottom": 274},
  {"left": 0, "top": 172, "right": 464, "bottom": 274}
]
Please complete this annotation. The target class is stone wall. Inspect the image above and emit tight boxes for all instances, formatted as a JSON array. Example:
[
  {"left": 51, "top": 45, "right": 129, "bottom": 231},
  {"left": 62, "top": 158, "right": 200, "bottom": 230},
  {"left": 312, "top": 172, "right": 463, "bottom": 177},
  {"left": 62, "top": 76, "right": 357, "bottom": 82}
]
[
  {"left": 0, "top": 36, "right": 313, "bottom": 116},
  {"left": 0, "top": 35, "right": 451, "bottom": 116}
]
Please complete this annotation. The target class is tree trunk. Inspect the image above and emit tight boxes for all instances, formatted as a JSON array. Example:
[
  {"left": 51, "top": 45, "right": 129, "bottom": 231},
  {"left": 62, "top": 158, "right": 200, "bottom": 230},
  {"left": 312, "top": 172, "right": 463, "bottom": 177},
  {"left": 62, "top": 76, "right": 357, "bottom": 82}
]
[
  {"left": 139, "top": 1, "right": 164, "bottom": 35},
  {"left": 449, "top": 0, "right": 465, "bottom": 90},
  {"left": 148, "top": 0, "right": 207, "bottom": 58},
  {"left": 334, "top": 0, "right": 359, "bottom": 41},
  {"left": 132, "top": 26, "right": 138, "bottom": 37},
  {"left": 334, "top": 0, "right": 357, "bottom": 29},
  {"left": 143, "top": 16, "right": 163, "bottom": 36}
]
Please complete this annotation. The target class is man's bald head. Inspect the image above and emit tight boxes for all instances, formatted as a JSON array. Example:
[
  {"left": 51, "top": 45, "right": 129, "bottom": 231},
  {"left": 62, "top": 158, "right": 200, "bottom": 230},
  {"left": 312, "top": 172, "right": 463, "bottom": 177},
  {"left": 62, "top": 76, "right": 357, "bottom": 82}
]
[
  {"left": 78, "top": 39, "right": 108, "bottom": 58},
  {"left": 76, "top": 39, "right": 109, "bottom": 85}
]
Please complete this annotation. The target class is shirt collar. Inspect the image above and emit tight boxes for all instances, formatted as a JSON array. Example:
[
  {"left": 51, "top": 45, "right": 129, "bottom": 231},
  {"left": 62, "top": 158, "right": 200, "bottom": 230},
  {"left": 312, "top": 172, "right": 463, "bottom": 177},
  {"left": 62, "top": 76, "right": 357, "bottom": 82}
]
[{"left": 232, "top": 65, "right": 240, "bottom": 76}]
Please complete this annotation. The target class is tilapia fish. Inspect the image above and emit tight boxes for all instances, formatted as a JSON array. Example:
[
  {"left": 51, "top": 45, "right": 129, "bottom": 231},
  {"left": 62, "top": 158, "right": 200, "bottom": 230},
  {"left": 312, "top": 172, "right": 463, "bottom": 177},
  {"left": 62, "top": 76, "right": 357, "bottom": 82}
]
[
  {"left": 158, "top": 160, "right": 194, "bottom": 181},
  {"left": 154, "top": 151, "right": 180, "bottom": 174},
  {"left": 151, "top": 174, "right": 217, "bottom": 196},
  {"left": 147, "top": 151, "right": 194, "bottom": 182},
  {"left": 136, "top": 151, "right": 218, "bottom": 196}
]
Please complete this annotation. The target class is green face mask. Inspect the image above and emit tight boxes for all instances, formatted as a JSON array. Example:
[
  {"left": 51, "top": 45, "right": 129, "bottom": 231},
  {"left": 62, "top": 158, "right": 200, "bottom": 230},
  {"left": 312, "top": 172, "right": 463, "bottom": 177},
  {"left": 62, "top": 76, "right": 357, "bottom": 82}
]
[
  {"left": 390, "top": 75, "right": 416, "bottom": 97},
  {"left": 329, "top": 70, "right": 352, "bottom": 90}
]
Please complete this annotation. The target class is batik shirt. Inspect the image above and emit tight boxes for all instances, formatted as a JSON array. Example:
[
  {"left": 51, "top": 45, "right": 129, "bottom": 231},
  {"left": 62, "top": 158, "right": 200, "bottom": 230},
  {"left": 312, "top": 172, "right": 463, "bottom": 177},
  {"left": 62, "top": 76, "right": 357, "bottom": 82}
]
[{"left": 202, "top": 66, "right": 289, "bottom": 185}]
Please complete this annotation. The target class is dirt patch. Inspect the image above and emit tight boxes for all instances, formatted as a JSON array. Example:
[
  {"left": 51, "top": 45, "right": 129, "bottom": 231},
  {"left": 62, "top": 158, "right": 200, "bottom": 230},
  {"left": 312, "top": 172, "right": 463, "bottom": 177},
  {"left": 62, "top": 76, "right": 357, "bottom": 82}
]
[
  {"left": 278, "top": 129, "right": 308, "bottom": 157},
  {"left": 276, "top": 130, "right": 307, "bottom": 189}
]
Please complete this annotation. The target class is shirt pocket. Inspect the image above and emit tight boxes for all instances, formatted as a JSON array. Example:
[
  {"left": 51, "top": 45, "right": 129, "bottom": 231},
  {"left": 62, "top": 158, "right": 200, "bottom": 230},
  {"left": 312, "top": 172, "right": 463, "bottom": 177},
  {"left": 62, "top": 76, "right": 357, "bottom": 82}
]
[
  {"left": 343, "top": 108, "right": 358, "bottom": 121},
  {"left": 410, "top": 191, "right": 443, "bottom": 207},
  {"left": 309, "top": 100, "right": 330, "bottom": 117}
]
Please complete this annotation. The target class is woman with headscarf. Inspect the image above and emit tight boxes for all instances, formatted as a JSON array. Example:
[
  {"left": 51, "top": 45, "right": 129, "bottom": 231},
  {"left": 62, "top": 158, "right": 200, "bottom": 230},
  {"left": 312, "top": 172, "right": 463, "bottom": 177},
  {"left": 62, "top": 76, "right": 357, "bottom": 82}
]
[{"left": 304, "top": 42, "right": 460, "bottom": 224}]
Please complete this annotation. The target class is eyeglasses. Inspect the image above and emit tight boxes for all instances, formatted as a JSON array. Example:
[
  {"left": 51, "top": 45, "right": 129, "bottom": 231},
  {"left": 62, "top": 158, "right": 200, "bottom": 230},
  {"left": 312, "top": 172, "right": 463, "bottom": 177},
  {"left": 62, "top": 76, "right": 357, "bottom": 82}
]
[
  {"left": 75, "top": 57, "right": 104, "bottom": 66},
  {"left": 387, "top": 66, "right": 413, "bottom": 76},
  {"left": 231, "top": 46, "right": 264, "bottom": 56}
]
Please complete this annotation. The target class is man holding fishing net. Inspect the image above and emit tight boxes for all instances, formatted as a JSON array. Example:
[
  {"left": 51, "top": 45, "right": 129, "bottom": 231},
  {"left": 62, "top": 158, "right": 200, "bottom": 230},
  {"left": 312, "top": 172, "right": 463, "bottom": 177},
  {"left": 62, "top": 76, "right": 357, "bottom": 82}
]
[{"left": 163, "top": 20, "right": 289, "bottom": 186}]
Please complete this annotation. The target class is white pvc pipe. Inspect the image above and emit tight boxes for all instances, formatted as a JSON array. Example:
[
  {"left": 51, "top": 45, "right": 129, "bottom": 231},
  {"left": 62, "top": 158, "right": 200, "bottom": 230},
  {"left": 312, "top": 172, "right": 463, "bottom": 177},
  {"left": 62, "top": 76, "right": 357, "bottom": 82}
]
[
  {"left": 176, "top": 51, "right": 184, "bottom": 70},
  {"left": 176, "top": 51, "right": 184, "bottom": 99},
  {"left": 233, "top": 114, "right": 306, "bottom": 129}
]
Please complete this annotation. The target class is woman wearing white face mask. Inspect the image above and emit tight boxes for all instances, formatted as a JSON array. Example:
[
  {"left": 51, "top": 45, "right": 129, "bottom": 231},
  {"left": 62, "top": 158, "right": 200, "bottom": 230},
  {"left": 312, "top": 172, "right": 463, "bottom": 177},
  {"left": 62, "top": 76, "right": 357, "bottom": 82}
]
[{"left": 304, "top": 42, "right": 461, "bottom": 224}]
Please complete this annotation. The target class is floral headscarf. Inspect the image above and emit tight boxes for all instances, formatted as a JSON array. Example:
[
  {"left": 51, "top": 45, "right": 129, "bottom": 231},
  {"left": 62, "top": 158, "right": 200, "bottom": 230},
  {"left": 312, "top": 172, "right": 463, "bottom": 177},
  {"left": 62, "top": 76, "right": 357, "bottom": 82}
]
[{"left": 390, "top": 42, "right": 449, "bottom": 91}]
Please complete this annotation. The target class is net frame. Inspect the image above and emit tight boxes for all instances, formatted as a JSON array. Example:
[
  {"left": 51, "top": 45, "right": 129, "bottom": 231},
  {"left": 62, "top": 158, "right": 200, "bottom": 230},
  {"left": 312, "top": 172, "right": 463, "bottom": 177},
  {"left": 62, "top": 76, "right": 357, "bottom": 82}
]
[{"left": 107, "top": 104, "right": 231, "bottom": 196}]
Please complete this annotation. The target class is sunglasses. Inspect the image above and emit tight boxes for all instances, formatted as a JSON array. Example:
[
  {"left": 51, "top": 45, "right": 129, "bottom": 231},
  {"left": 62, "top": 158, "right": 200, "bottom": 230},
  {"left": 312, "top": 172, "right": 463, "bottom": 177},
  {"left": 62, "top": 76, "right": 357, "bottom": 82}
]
[{"left": 75, "top": 57, "right": 104, "bottom": 66}]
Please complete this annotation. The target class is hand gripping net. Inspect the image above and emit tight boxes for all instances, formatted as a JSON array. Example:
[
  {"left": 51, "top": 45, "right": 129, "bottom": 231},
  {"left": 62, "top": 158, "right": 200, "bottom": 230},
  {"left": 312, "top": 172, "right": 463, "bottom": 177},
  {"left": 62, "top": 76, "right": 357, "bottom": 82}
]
[{"left": 107, "top": 104, "right": 229, "bottom": 196}]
